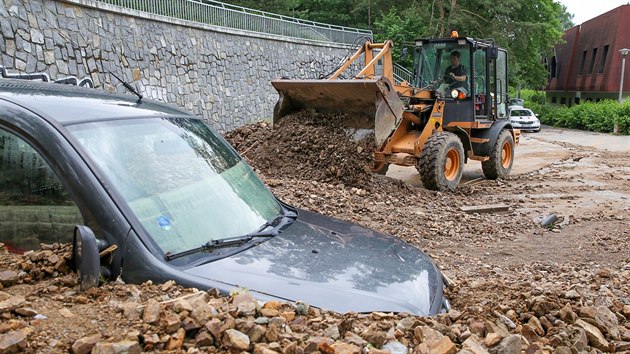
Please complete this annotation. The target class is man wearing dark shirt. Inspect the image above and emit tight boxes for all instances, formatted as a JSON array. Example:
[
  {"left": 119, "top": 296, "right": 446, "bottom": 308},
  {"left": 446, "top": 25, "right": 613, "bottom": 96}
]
[{"left": 444, "top": 50, "right": 468, "bottom": 90}]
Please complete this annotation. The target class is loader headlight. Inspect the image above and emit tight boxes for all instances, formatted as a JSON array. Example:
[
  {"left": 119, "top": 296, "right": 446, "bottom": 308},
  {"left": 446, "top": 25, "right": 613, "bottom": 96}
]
[{"left": 450, "top": 88, "right": 467, "bottom": 100}]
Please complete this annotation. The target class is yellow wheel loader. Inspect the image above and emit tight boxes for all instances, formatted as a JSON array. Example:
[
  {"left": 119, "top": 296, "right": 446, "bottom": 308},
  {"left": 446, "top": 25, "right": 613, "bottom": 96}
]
[{"left": 271, "top": 34, "right": 519, "bottom": 191}]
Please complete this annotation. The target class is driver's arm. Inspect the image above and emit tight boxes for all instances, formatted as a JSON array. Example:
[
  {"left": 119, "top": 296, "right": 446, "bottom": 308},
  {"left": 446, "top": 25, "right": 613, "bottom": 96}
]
[{"left": 449, "top": 72, "right": 467, "bottom": 82}]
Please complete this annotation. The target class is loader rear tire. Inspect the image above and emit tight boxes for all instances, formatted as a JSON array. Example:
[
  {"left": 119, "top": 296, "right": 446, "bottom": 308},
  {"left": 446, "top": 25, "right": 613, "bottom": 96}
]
[
  {"left": 417, "top": 132, "right": 464, "bottom": 191},
  {"left": 482, "top": 129, "right": 514, "bottom": 179}
]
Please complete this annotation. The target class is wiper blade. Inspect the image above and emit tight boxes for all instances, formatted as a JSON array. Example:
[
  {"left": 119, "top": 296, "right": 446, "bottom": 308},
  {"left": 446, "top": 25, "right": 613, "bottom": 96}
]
[
  {"left": 164, "top": 232, "right": 275, "bottom": 261},
  {"left": 164, "top": 210, "right": 297, "bottom": 262}
]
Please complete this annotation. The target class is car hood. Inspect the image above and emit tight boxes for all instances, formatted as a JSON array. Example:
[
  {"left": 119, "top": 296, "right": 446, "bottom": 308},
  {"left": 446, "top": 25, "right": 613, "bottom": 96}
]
[{"left": 183, "top": 209, "right": 444, "bottom": 315}]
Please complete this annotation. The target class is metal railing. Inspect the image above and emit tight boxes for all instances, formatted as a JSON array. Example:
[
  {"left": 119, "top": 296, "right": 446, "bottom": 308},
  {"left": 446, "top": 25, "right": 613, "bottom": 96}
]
[
  {"left": 393, "top": 63, "right": 414, "bottom": 85},
  {"left": 94, "top": 0, "right": 372, "bottom": 45}
]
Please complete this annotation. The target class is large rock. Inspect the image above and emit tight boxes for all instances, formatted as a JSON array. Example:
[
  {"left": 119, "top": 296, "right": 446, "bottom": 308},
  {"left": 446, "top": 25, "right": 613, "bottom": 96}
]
[
  {"left": 530, "top": 296, "right": 559, "bottom": 317},
  {"left": 304, "top": 337, "right": 334, "bottom": 354},
  {"left": 142, "top": 299, "right": 160, "bottom": 324},
  {"left": 71, "top": 334, "right": 101, "bottom": 354},
  {"left": 460, "top": 336, "right": 489, "bottom": 354},
  {"left": 574, "top": 319, "right": 611, "bottom": 352},
  {"left": 360, "top": 325, "right": 387, "bottom": 347},
  {"left": 578, "top": 306, "right": 620, "bottom": 340},
  {"left": 92, "top": 340, "right": 141, "bottom": 354},
  {"left": 559, "top": 303, "right": 577, "bottom": 324},
  {"left": 0, "top": 295, "right": 25, "bottom": 313},
  {"left": 165, "top": 328, "right": 186, "bottom": 350},
  {"left": 222, "top": 329, "right": 250, "bottom": 351},
  {"left": 484, "top": 321, "right": 510, "bottom": 339},
  {"left": 331, "top": 342, "right": 362, "bottom": 354},
  {"left": 188, "top": 292, "right": 213, "bottom": 322},
  {"left": 0, "top": 270, "right": 19, "bottom": 287},
  {"left": 0, "top": 328, "right": 31, "bottom": 353},
  {"left": 488, "top": 334, "right": 521, "bottom": 354},
  {"left": 382, "top": 341, "right": 409, "bottom": 354}
]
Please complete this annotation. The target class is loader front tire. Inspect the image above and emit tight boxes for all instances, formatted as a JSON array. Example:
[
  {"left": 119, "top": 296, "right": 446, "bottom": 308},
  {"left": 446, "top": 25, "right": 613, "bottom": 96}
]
[
  {"left": 482, "top": 129, "right": 514, "bottom": 179},
  {"left": 417, "top": 132, "right": 464, "bottom": 191}
]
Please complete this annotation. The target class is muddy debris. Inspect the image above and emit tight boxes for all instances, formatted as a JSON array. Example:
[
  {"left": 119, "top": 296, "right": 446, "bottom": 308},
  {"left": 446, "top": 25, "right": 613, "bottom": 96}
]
[{"left": 225, "top": 112, "right": 376, "bottom": 188}]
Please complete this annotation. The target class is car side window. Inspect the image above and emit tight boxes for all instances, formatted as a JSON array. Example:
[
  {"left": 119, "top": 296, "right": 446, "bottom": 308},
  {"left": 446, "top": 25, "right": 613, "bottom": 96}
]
[{"left": 0, "top": 129, "right": 83, "bottom": 252}]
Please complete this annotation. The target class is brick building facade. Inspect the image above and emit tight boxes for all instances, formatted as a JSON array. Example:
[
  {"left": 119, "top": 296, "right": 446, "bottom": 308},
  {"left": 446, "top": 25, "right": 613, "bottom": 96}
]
[{"left": 545, "top": 5, "right": 630, "bottom": 106}]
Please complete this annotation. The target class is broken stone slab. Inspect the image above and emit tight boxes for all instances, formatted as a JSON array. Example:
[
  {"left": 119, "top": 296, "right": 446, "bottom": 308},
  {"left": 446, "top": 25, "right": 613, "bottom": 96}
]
[
  {"left": 0, "top": 328, "right": 32, "bottom": 353},
  {"left": 530, "top": 296, "right": 559, "bottom": 317},
  {"left": 0, "top": 295, "right": 25, "bottom": 313},
  {"left": 14, "top": 307, "right": 37, "bottom": 317},
  {"left": 574, "top": 319, "right": 611, "bottom": 352},
  {"left": 222, "top": 329, "right": 250, "bottom": 351},
  {"left": 142, "top": 299, "right": 160, "bottom": 324},
  {"left": 92, "top": 340, "right": 141, "bottom": 354},
  {"left": 71, "top": 334, "right": 101, "bottom": 354},
  {"left": 360, "top": 325, "right": 387, "bottom": 347},
  {"left": 331, "top": 342, "right": 362, "bottom": 354},
  {"left": 122, "top": 302, "right": 140, "bottom": 320},
  {"left": 578, "top": 306, "right": 620, "bottom": 340},
  {"left": 484, "top": 320, "right": 510, "bottom": 339},
  {"left": 559, "top": 303, "right": 577, "bottom": 324},
  {"left": 304, "top": 337, "right": 334, "bottom": 354},
  {"left": 165, "top": 328, "right": 186, "bottom": 350},
  {"left": 382, "top": 340, "right": 409, "bottom": 354},
  {"left": 488, "top": 334, "right": 521, "bottom": 354},
  {"left": 460, "top": 336, "right": 489, "bottom": 354},
  {"left": 0, "top": 270, "right": 19, "bottom": 287},
  {"left": 483, "top": 333, "right": 503, "bottom": 348},
  {"left": 253, "top": 343, "right": 281, "bottom": 354}
]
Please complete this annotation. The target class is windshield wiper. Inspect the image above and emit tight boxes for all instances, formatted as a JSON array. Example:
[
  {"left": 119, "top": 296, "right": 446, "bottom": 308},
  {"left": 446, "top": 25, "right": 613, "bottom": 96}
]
[
  {"left": 164, "top": 232, "right": 275, "bottom": 261},
  {"left": 164, "top": 212, "right": 296, "bottom": 262}
]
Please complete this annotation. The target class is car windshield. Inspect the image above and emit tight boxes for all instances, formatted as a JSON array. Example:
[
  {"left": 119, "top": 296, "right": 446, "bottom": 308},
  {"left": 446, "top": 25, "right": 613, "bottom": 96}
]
[
  {"left": 67, "top": 117, "right": 282, "bottom": 254},
  {"left": 511, "top": 110, "right": 531, "bottom": 116}
]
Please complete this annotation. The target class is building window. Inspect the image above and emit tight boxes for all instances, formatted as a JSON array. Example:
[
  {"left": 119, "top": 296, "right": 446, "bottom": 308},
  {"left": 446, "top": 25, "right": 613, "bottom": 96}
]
[
  {"left": 561, "top": 97, "right": 566, "bottom": 104},
  {"left": 599, "top": 45, "right": 609, "bottom": 73},
  {"left": 550, "top": 56, "right": 557, "bottom": 78},
  {"left": 575, "top": 97, "right": 580, "bottom": 104},
  {"left": 551, "top": 96, "right": 557, "bottom": 103},
  {"left": 579, "top": 50, "right": 587, "bottom": 75},
  {"left": 589, "top": 48, "right": 598, "bottom": 74}
]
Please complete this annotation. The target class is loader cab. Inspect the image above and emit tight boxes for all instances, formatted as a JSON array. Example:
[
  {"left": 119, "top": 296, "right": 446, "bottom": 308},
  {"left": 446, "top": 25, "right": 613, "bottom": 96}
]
[{"left": 412, "top": 37, "right": 508, "bottom": 124}]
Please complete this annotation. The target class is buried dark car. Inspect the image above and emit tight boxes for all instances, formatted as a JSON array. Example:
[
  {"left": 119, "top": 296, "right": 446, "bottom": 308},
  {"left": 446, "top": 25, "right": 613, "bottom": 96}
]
[{"left": 0, "top": 76, "right": 448, "bottom": 315}]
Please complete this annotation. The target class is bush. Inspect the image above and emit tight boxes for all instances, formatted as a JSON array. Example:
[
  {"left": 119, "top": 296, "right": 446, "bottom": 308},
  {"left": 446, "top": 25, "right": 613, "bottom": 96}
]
[{"left": 523, "top": 95, "right": 630, "bottom": 135}]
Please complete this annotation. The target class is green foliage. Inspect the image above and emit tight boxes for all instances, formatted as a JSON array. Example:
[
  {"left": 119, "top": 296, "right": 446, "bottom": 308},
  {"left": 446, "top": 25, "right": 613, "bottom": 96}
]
[
  {"left": 221, "top": 0, "right": 569, "bottom": 90},
  {"left": 526, "top": 97, "right": 630, "bottom": 135},
  {"left": 373, "top": 7, "right": 425, "bottom": 67}
]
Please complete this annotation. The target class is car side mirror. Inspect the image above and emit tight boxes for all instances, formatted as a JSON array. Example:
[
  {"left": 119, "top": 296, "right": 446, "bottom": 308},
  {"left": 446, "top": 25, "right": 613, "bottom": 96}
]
[{"left": 72, "top": 226, "right": 105, "bottom": 291}]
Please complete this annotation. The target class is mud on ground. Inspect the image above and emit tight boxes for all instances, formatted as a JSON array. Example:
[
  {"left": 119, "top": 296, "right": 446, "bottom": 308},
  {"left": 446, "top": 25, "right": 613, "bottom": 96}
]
[{"left": 0, "top": 118, "right": 628, "bottom": 353}]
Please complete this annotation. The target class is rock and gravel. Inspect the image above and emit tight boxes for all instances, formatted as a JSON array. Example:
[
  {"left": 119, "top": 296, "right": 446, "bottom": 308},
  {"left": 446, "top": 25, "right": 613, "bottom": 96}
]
[{"left": 0, "top": 119, "right": 628, "bottom": 353}]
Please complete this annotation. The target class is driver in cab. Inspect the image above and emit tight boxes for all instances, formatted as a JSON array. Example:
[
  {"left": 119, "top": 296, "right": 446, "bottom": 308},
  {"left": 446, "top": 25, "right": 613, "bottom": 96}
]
[{"left": 444, "top": 50, "right": 467, "bottom": 90}]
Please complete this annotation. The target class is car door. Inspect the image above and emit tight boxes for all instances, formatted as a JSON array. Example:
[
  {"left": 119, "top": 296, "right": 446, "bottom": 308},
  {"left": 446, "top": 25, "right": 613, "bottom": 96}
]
[{"left": 0, "top": 99, "right": 131, "bottom": 279}]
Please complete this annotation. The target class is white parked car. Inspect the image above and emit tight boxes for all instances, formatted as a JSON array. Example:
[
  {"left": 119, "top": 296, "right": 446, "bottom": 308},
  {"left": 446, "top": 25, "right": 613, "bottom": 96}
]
[{"left": 509, "top": 106, "right": 540, "bottom": 132}]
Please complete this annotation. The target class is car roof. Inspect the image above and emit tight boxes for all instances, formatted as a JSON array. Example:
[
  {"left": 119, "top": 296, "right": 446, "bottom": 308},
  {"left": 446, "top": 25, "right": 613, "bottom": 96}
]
[{"left": 0, "top": 79, "right": 190, "bottom": 125}]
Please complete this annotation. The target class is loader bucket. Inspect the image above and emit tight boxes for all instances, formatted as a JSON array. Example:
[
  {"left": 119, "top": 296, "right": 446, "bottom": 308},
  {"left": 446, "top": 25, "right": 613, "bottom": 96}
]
[{"left": 271, "top": 77, "right": 405, "bottom": 146}]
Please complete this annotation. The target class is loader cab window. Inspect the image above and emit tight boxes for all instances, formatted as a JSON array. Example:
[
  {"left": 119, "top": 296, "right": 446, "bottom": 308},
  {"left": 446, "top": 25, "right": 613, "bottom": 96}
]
[
  {"left": 496, "top": 50, "right": 508, "bottom": 118},
  {"left": 473, "top": 49, "right": 488, "bottom": 117},
  {"left": 415, "top": 41, "right": 471, "bottom": 97}
]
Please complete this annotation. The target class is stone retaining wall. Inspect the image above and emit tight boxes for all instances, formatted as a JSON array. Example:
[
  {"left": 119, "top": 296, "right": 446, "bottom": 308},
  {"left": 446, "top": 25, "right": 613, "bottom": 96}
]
[{"left": 0, "top": 0, "right": 357, "bottom": 131}]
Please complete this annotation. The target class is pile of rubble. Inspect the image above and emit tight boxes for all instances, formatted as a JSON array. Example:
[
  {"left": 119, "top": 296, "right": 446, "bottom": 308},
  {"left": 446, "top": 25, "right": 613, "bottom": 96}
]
[
  {"left": 0, "top": 241, "right": 628, "bottom": 353},
  {"left": 225, "top": 112, "right": 376, "bottom": 188}
]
